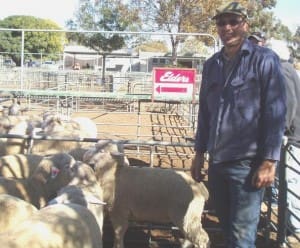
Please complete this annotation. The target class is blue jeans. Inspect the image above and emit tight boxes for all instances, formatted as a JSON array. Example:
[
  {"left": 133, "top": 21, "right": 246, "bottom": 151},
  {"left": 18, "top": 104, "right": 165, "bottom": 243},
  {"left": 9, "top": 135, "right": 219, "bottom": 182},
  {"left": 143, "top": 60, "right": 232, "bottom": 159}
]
[
  {"left": 286, "top": 144, "right": 300, "bottom": 233},
  {"left": 208, "top": 158, "right": 265, "bottom": 248}
]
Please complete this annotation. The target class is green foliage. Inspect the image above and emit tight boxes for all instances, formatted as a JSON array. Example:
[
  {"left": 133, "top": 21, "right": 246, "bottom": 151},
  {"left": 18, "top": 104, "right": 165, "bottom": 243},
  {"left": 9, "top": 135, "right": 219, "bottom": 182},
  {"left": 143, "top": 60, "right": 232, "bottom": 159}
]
[
  {"left": 67, "top": 0, "right": 141, "bottom": 52},
  {"left": 0, "top": 15, "right": 65, "bottom": 65}
]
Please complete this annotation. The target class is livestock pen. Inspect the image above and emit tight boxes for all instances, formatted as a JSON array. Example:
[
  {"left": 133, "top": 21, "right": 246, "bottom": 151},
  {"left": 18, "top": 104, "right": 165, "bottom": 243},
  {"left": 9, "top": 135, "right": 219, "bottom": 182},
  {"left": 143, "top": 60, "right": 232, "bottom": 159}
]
[{"left": 0, "top": 69, "right": 297, "bottom": 247}]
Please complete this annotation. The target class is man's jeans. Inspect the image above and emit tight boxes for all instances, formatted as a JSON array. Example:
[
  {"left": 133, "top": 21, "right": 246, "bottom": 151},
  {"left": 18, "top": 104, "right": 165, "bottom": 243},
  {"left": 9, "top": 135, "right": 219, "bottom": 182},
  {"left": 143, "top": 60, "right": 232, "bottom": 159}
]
[
  {"left": 208, "top": 158, "right": 265, "bottom": 248},
  {"left": 286, "top": 144, "right": 300, "bottom": 233}
]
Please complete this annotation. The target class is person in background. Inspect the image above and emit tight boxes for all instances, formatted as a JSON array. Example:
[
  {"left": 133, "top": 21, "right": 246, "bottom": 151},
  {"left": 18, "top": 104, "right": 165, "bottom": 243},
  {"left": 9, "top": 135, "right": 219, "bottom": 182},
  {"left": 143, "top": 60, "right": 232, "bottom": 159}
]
[
  {"left": 248, "top": 31, "right": 266, "bottom": 46},
  {"left": 250, "top": 34, "right": 280, "bottom": 209},
  {"left": 267, "top": 39, "right": 300, "bottom": 245},
  {"left": 190, "top": 2, "right": 286, "bottom": 248}
]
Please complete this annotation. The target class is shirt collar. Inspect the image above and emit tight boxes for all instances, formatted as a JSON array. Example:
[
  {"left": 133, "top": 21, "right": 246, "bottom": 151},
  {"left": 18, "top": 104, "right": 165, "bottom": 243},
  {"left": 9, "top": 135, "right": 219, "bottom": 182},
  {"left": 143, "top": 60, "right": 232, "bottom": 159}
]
[{"left": 215, "top": 38, "right": 253, "bottom": 62}]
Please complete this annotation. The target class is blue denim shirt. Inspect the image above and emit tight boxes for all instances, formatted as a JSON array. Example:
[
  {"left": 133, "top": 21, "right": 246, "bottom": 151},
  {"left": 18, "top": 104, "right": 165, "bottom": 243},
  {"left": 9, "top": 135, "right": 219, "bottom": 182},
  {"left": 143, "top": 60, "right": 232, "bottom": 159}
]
[{"left": 195, "top": 39, "right": 286, "bottom": 163}]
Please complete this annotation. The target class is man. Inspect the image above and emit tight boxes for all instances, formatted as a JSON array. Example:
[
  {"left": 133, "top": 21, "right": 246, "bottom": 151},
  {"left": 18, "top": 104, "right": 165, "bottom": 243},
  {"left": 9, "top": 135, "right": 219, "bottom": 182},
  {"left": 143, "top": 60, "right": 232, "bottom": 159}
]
[
  {"left": 190, "top": 2, "right": 286, "bottom": 247},
  {"left": 248, "top": 31, "right": 266, "bottom": 46},
  {"left": 267, "top": 39, "right": 300, "bottom": 245}
]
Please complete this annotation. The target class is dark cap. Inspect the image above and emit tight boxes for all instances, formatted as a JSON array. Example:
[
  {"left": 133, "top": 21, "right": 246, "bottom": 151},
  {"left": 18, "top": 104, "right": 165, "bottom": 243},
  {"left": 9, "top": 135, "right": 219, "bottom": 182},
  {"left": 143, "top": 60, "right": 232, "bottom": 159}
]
[
  {"left": 212, "top": 1, "right": 248, "bottom": 20},
  {"left": 248, "top": 32, "right": 265, "bottom": 42}
]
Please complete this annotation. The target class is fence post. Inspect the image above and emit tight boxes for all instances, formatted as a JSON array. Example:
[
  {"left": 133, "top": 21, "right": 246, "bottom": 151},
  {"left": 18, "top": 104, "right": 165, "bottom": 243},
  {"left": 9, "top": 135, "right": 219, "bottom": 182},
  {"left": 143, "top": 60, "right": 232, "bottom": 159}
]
[{"left": 277, "top": 139, "right": 288, "bottom": 246}]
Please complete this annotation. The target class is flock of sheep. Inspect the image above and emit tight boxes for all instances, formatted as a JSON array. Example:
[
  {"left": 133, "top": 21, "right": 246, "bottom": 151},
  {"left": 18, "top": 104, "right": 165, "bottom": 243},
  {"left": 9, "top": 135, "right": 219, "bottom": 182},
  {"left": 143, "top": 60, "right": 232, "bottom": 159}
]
[{"left": 0, "top": 99, "right": 210, "bottom": 248}]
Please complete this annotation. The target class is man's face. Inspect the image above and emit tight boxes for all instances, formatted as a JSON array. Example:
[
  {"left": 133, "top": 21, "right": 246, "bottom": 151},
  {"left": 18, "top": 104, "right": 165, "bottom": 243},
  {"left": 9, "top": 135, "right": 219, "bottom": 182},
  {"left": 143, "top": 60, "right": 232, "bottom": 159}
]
[{"left": 216, "top": 13, "right": 248, "bottom": 48}]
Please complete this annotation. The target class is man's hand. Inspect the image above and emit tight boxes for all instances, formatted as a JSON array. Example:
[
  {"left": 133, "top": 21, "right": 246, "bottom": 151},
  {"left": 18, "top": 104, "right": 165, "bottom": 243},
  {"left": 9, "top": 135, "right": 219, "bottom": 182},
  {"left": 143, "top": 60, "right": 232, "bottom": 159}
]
[
  {"left": 191, "top": 152, "right": 207, "bottom": 182},
  {"left": 251, "top": 160, "right": 276, "bottom": 188}
]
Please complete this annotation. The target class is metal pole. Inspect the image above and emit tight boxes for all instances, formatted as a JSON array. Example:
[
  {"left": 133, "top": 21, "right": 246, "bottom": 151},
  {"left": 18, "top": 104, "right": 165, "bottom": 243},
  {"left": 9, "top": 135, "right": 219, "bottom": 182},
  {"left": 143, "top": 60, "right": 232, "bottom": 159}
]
[
  {"left": 21, "top": 30, "right": 25, "bottom": 89},
  {"left": 277, "top": 138, "right": 288, "bottom": 246}
]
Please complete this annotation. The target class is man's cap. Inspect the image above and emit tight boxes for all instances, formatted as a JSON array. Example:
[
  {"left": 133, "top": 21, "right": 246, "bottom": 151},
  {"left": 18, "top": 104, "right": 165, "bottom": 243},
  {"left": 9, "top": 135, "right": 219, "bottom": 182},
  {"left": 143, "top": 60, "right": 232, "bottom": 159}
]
[
  {"left": 248, "top": 32, "right": 265, "bottom": 42},
  {"left": 212, "top": 1, "right": 248, "bottom": 20}
]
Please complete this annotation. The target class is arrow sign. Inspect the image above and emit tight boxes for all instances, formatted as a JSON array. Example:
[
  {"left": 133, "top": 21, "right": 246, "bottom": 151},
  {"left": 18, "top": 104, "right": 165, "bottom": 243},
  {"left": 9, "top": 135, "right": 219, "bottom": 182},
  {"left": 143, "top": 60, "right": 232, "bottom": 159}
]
[{"left": 155, "top": 85, "right": 187, "bottom": 93}]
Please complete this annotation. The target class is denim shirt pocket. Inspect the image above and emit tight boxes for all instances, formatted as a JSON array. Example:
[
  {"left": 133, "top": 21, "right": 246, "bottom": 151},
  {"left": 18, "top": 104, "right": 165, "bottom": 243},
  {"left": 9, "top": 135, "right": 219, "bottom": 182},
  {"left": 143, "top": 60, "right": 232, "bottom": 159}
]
[{"left": 230, "top": 73, "right": 260, "bottom": 121}]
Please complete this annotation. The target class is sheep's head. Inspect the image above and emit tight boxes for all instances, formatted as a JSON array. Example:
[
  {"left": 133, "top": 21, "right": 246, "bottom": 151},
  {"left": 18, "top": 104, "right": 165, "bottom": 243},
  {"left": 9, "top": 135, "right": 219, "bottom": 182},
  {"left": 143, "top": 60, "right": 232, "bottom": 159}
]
[
  {"left": 30, "top": 153, "right": 77, "bottom": 194},
  {"left": 67, "top": 161, "right": 98, "bottom": 186},
  {"left": 41, "top": 115, "right": 64, "bottom": 133},
  {"left": 0, "top": 116, "right": 15, "bottom": 134},
  {"left": 83, "top": 140, "right": 128, "bottom": 171}
]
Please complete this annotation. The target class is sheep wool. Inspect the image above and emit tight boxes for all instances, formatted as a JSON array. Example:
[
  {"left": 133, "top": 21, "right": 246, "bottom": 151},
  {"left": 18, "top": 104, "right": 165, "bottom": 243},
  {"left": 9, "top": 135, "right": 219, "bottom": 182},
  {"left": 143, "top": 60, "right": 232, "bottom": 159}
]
[{"left": 83, "top": 140, "right": 210, "bottom": 248}]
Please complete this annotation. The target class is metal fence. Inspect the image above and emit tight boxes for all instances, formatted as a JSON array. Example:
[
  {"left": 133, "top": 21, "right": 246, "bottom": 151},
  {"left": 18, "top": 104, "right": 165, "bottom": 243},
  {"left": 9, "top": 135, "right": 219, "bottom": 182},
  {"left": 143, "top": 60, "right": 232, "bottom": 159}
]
[{"left": 262, "top": 139, "right": 300, "bottom": 247}]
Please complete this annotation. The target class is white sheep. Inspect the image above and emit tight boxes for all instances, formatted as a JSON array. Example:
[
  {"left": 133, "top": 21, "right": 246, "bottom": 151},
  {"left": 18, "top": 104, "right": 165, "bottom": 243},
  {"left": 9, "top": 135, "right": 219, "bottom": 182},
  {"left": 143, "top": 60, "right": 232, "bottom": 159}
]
[
  {"left": 0, "top": 115, "right": 42, "bottom": 155},
  {"left": 0, "top": 203, "right": 103, "bottom": 248},
  {"left": 41, "top": 114, "right": 97, "bottom": 139},
  {"left": 68, "top": 147, "right": 89, "bottom": 161},
  {"left": 0, "top": 152, "right": 77, "bottom": 208},
  {"left": 0, "top": 153, "right": 43, "bottom": 178},
  {"left": 0, "top": 194, "right": 38, "bottom": 233},
  {"left": 48, "top": 161, "right": 105, "bottom": 247},
  {"left": 0, "top": 114, "right": 97, "bottom": 156},
  {"left": 28, "top": 115, "right": 98, "bottom": 156},
  {"left": 83, "top": 140, "right": 210, "bottom": 248}
]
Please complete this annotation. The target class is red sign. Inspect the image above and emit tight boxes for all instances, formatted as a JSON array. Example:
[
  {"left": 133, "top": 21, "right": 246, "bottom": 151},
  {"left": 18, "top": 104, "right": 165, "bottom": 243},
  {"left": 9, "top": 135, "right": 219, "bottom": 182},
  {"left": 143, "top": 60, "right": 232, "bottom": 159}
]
[{"left": 152, "top": 67, "right": 196, "bottom": 101}]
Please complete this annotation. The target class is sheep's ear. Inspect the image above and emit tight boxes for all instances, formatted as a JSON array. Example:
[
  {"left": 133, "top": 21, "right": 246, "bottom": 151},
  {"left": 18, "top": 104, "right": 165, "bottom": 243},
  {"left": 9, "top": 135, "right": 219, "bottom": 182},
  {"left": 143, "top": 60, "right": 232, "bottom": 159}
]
[
  {"left": 56, "top": 116, "right": 62, "bottom": 124},
  {"left": 124, "top": 156, "right": 130, "bottom": 166},
  {"left": 198, "top": 182, "right": 209, "bottom": 201},
  {"left": 51, "top": 166, "right": 60, "bottom": 179},
  {"left": 95, "top": 139, "right": 112, "bottom": 150},
  {"left": 111, "top": 151, "right": 126, "bottom": 166},
  {"left": 86, "top": 195, "right": 106, "bottom": 205}
]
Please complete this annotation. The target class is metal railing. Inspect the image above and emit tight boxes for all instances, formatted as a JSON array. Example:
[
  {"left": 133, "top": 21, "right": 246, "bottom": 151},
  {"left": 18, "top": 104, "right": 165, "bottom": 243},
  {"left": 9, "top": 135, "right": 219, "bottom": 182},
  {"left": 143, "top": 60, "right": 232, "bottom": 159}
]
[{"left": 262, "top": 138, "right": 300, "bottom": 247}]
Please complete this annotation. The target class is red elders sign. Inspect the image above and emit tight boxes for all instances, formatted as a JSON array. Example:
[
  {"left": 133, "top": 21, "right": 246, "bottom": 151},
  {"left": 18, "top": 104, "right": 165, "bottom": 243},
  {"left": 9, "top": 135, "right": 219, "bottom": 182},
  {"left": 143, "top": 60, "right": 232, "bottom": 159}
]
[{"left": 152, "top": 67, "right": 196, "bottom": 101}]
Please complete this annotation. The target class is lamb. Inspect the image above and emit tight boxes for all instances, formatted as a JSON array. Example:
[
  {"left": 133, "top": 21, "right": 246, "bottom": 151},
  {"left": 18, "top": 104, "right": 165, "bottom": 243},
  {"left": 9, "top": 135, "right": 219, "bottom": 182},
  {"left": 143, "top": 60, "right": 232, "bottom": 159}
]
[
  {"left": 83, "top": 140, "right": 210, "bottom": 248},
  {"left": 0, "top": 203, "right": 103, "bottom": 248},
  {"left": 41, "top": 114, "right": 98, "bottom": 139},
  {"left": 0, "top": 115, "right": 43, "bottom": 155},
  {"left": 0, "top": 152, "right": 77, "bottom": 208},
  {"left": 29, "top": 115, "right": 98, "bottom": 156},
  {"left": 0, "top": 153, "right": 43, "bottom": 178},
  {"left": 0, "top": 114, "right": 97, "bottom": 156},
  {"left": 0, "top": 194, "right": 38, "bottom": 233},
  {"left": 48, "top": 161, "right": 105, "bottom": 247}
]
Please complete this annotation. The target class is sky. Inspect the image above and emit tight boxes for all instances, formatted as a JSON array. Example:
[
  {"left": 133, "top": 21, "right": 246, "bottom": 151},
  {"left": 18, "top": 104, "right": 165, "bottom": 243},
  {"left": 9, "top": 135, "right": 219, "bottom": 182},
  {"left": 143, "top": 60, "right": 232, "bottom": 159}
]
[{"left": 0, "top": 0, "right": 299, "bottom": 32}]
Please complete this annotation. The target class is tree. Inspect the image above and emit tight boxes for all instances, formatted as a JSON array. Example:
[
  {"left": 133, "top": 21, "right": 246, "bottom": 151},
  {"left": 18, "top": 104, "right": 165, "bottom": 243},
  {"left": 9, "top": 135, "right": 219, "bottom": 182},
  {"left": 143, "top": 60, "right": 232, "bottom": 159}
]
[
  {"left": 137, "top": 40, "right": 169, "bottom": 52},
  {"left": 292, "top": 26, "right": 300, "bottom": 59},
  {"left": 130, "top": 0, "right": 217, "bottom": 65},
  {"left": 129, "top": 0, "right": 295, "bottom": 64},
  {"left": 67, "top": 0, "right": 141, "bottom": 52},
  {"left": 0, "top": 15, "right": 65, "bottom": 65},
  {"left": 246, "top": 0, "right": 292, "bottom": 40}
]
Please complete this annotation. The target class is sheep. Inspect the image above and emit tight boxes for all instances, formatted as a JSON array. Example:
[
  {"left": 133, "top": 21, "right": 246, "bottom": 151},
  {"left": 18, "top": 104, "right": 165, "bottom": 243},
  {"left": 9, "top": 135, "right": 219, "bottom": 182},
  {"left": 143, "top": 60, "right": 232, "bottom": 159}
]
[
  {"left": 83, "top": 140, "right": 210, "bottom": 248},
  {"left": 0, "top": 203, "right": 103, "bottom": 248},
  {"left": 48, "top": 161, "right": 106, "bottom": 247},
  {"left": 68, "top": 147, "right": 89, "bottom": 161},
  {"left": 7, "top": 98, "right": 25, "bottom": 116},
  {"left": 0, "top": 115, "right": 43, "bottom": 156},
  {"left": 0, "top": 152, "right": 77, "bottom": 208},
  {"left": 41, "top": 114, "right": 97, "bottom": 139},
  {"left": 0, "top": 114, "right": 97, "bottom": 156},
  {"left": 27, "top": 115, "right": 98, "bottom": 156},
  {"left": 0, "top": 194, "right": 38, "bottom": 233},
  {"left": 0, "top": 153, "right": 43, "bottom": 178},
  {"left": 0, "top": 115, "right": 30, "bottom": 135}
]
